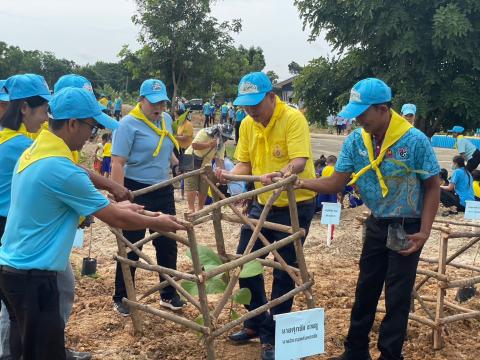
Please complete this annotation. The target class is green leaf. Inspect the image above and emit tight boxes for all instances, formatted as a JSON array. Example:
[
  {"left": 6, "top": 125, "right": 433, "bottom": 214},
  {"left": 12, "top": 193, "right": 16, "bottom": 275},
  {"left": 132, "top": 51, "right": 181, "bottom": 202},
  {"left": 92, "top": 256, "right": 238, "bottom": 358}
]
[
  {"left": 187, "top": 246, "right": 223, "bottom": 267},
  {"left": 206, "top": 276, "right": 227, "bottom": 294},
  {"left": 230, "top": 309, "right": 240, "bottom": 321},
  {"left": 181, "top": 280, "right": 199, "bottom": 297},
  {"left": 239, "top": 260, "right": 264, "bottom": 278},
  {"left": 195, "top": 315, "right": 204, "bottom": 326},
  {"left": 232, "top": 288, "right": 252, "bottom": 305}
]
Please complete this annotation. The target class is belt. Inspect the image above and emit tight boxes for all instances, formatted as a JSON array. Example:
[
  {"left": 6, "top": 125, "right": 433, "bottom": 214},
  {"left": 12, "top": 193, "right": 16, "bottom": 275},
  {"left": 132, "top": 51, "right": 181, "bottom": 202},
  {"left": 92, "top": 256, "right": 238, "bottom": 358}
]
[
  {"left": 0, "top": 265, "right": 56, "bottom": 276},
  {"left": 370, "top": 215, "right": 420, "bottom": 225}
]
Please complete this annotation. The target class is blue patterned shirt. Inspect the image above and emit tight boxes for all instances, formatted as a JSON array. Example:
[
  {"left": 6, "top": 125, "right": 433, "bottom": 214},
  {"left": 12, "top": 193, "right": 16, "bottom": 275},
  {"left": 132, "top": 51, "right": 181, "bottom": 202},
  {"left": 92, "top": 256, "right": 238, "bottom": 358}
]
[{"left": 336, "top": 128, "right": 440, "bottom": 218}]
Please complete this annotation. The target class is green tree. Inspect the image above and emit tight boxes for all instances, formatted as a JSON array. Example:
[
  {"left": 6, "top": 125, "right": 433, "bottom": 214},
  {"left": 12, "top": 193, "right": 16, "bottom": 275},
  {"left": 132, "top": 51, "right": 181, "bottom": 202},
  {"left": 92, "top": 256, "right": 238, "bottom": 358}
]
[
  {"left": 288, "top": 61, "right": 303, "bottom": 75},
  {"left": 132, "top": 0, "right": 241, "bottom": 109},
  {"left": 294, "top": 0, "right": 480, "bottom": 136},
  {"left": 266, "top": 70, "right": 279, "bottom": 85}
]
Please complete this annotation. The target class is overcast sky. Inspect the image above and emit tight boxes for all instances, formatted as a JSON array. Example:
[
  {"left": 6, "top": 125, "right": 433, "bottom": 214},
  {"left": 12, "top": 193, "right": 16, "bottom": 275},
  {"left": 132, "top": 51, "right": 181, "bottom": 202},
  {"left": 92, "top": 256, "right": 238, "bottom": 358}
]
[{"left": 0, "top": 0, "right": 332, "bottom": 80}]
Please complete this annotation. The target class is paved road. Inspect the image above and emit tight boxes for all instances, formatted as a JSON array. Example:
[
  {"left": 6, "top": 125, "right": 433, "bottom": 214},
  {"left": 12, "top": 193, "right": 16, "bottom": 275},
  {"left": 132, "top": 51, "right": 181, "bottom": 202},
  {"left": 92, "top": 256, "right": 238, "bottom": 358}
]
[{"left": 310, "top": 133, "right": 455, "bottom": 170}]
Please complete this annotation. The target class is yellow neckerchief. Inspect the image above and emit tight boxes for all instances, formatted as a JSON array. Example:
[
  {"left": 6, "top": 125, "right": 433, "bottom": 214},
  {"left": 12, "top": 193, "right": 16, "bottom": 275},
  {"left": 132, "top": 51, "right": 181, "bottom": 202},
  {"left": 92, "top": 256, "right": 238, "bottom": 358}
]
[
  {"left": 454, "top": 135, "right": 464, "bottom": 150},
  {"left": 348, "top": 110, "right": 412, "bottom": 197},
  {"left": 252, "top": 96, "right": 286, "bottom": 168},
  {"left": 129, "top": 103, "right": 179, "bottom": 156},
  {"left": 17, "top": 129, "right": 74, "bottom": 173},
  {"left": 0, "top": 124, "right": 30, "bottom": 145}
]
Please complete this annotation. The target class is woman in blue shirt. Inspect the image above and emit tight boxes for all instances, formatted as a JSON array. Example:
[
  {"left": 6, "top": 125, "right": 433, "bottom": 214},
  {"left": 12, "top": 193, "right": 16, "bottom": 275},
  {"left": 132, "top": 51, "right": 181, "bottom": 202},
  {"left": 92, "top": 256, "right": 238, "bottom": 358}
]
[
  {"left": 440, "top": 155, "right": 475, "bottom": 212},
  {"left": 111, "top": 79, "right": 186, "bottom": 315}
]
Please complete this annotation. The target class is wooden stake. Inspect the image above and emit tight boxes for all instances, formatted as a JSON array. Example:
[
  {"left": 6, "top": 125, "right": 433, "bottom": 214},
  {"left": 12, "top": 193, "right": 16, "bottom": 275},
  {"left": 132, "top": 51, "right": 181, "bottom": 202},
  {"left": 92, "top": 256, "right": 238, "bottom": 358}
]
[
  {"left": 132, "top": 168, "right": 205, "bottom": 197},
  {"left": 222, "top": 214, "right": 293, "bottom": 234},
  {"left": 433, "top": 231, "right": 448, "bottom": 350},
  {"left": 114, "top": 232, "right": 143, "bottom": 335},
  {"left": 204, "top": 169, "right": 227, "bottom": 260}
]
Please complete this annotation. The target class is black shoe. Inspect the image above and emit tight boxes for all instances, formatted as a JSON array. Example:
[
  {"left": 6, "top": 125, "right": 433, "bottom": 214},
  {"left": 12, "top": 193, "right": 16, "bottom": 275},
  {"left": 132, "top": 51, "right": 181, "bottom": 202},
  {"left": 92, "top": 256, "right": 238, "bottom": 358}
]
[
  {"left": 113, "top": 301, "right": 130, "bottom": 316},
  {"left": 66, "top": 348, "right": 92, "bottom": 360},
  {"left": 228, "top": 328, "right": 259, "bottom": 343},
  {"left": 160, "top": 294, "right": 187, "bottom": 311},
  {"left": 261, "top": 343, "right": 275, "bottom": 360},
  {"left": 328, "top": 352, "right": 372, "bottom": 360}
]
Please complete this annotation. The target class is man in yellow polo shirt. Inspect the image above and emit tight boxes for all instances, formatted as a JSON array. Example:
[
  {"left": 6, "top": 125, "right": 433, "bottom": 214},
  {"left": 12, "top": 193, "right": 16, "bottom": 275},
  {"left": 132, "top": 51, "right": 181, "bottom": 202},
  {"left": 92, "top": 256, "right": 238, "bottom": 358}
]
[{"left": 216, "top": 72, "right": 316, "bottom": 360}]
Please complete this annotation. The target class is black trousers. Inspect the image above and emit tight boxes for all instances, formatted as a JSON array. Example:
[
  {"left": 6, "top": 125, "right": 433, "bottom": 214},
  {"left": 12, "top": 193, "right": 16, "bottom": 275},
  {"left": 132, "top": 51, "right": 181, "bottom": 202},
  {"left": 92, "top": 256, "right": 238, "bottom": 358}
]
[
  {"left": 203, "top": 114, "right": 211, "bottom": 128},
  {"left": 0, "top": 216, "right": 6, "bottom": 245},
  {"left": 440, "top": 189, "right": 465, "bottom": 212},
  {"left": 344, "top": 216, "right": 422, "bottom": 360},
  {"left": 467, "top": 149, "right": 480, "bottom": 172},
  {"left": 113, "top": 179, "right": 178, "bottom": 303},
  {"left": 235, "top": 121, "right": 241, "bottom": 144},
  {"left": 0, "top": 270, "right": 65, "bottom": 360},
  {"left": 237, "top": 200, "right": 315, "bottom": 345}
]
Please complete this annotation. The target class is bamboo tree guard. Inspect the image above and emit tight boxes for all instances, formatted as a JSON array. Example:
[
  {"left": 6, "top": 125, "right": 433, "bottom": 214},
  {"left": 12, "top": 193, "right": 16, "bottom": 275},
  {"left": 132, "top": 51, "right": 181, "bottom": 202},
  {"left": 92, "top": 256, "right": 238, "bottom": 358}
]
[
  {"left": 357, "top": 213, "right": 480, "bottom": 350},
  {"left": 111, "top": 166, "right": 315, "bottom": 359}
]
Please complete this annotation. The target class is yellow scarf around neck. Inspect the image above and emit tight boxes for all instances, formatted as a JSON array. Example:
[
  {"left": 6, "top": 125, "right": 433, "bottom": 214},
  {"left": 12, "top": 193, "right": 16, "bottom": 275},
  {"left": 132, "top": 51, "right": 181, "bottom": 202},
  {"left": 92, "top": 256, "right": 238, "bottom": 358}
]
[
  {"left": 454, "top": 135, "right": 464, "bottom": 149},
  {"left": 0, "top": 124, "right": 30, "bottom": 145},
  {"left": 17, "top": 129, "right": 74, "bottom": 173},
  {"left": 348, "top": 110, "right": 413, "bottom": 197},
  {"left": 129, "top": 103, "right": 179, "bottom": 156},
  {"left": 252, "top": 96, "right": 286, "bottom": 168}
]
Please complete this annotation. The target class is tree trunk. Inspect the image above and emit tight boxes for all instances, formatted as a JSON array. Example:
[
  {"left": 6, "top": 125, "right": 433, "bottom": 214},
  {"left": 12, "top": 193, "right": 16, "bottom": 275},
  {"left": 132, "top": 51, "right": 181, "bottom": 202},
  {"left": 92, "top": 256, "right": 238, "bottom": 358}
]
[{"left": 171, "top": 62, "right": 178, "bottom": 116}]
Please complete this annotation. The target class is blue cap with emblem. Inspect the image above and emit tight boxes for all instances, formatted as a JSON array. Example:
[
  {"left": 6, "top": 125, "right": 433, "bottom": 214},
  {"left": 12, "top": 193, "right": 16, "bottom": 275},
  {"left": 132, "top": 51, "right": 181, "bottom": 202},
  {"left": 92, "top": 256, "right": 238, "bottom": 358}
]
[
  {"left": 140, "top": 79, "right": 170, "bottom": 104},
  {"left": 401, "top": 103, "right": 416, "bottom": 116},
  {"left": 448, "top": 126, "right": 465, "bottom": 134},
  {"left": 233, "top": 72, "right": 273, "bottom": 106},
  {"left": 0, "top": 80, "right": 9, "bottom": 102},
  {"left": 53, "top": 74, "right": 107, "bottom": 110},
  {"left": 338, "top": 78, "right": 392, "bottom": 119},
  {"left": 49, "top": 87, "right": 119, "bottom": 130},
  {"left": 4, "top": 74, "right": 52, "bottom": 101}
]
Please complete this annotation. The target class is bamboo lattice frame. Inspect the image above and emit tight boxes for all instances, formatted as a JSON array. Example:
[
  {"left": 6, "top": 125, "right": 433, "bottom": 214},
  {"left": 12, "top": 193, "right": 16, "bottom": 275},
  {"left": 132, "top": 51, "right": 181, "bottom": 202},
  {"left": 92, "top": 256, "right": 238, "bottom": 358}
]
[
  {"left": 357, "top": 213, "right": 480, "bottom": 350},
  {"left": 110, "top": 166, "right": 315, "bottom": 359}
]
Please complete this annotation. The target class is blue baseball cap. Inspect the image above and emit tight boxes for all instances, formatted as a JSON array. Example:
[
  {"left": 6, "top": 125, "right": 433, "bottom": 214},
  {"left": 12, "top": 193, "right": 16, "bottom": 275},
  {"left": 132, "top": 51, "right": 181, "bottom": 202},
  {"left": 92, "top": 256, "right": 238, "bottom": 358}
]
[
  {"left": 53, "top": 74, "right": 106, "bottom": 110},
  {"left": 54, "top": 74, "right": 94, "bottom": 94},
  {"left": 140, "top": 79, "right": 170, "bottom": 103},
  {"left": 338, "top": 78, "right": 392, "bottom": 119},
  {"left": 401, "top": 103, "right": 416, "bottom": 116},
  {"left": 4, "top": 74, "right": 52, "bottom": 101},
  {"left": 448, "top": 125, "right": 464, "bottom": 134},
  {"left": 0, "top": 80, "right": 9, "bottom": 102},
  {"left": 49, "top": 87, "right": 119, "bottom": 130},
  {"left": 233, "top": 72, "right": 273, "bottom": 106}
]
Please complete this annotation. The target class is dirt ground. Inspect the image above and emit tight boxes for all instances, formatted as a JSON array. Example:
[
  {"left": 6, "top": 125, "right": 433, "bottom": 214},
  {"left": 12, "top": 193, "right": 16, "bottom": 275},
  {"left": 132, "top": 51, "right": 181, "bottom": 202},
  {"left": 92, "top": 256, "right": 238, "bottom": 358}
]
[{"left": 68, "top": 139, "right": 480, "bottom": 360}]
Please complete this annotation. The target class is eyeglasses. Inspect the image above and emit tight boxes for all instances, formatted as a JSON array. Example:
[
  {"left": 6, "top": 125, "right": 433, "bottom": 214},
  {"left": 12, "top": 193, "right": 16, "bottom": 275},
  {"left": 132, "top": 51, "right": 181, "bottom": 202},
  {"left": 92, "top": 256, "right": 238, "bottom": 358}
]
[{"left": 80, "top": 120, "right": 100, "bottom": 135}]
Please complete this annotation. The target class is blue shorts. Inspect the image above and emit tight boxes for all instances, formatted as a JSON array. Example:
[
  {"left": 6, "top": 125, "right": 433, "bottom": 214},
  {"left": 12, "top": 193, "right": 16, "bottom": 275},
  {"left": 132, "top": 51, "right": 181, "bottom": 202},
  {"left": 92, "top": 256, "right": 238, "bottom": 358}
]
[{"left": 101, "top": 156, "right": 111, "bottom": 174}]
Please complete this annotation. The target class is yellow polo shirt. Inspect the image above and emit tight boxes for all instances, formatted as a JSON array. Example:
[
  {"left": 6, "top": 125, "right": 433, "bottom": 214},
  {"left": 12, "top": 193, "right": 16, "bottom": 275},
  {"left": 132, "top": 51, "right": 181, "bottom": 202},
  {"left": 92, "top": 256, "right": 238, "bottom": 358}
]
[
  {"left": 321, "top": 165, "right": 335, "bottom": 177},
  {"left": 473, "top": 180, "right": 480, "bottom": 198},
  {"left": 234, "top": 97, "right": 316, "bottom": 207},
  {"left": 102, "top": 142, "right": 112, "bottom": 157}
]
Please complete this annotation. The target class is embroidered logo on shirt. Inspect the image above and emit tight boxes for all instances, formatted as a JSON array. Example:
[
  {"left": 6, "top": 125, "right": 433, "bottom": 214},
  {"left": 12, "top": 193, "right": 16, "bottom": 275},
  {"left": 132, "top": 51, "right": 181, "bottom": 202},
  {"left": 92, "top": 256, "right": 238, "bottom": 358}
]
[
  {"left": 239, "top": 82, "right": 259, "bottom": 95},
  {"left": 273, "top": 144, "right": 284, "bottom": 158},
  {"left": 398, "top": 147, "right": 409, "bottom": 158},
  {"left": 359, "top": 149, "right": 367, "bottom": 157},
  {"left": 350, "top": 89, "right": 361, "bottom": 103}
]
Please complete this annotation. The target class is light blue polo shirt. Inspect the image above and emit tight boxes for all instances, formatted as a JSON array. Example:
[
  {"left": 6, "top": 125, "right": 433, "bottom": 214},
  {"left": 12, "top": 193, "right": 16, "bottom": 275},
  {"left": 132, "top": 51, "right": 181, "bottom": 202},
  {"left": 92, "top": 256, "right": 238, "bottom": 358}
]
[
  {"left": 0, "top": 135, "right": 33, "bottom": 217},
  {"left": 450, "top": 168, "right": 474, "bottom": 207},
  {"left": 457, "top": 138, "right": 477, "bottom": 160},
  {"left": 114, "top": 98, "right": 122, "bottom": 111},
  {"left": 112, "top": 112, "right": 175, "bottom": 185},
  {"left": 203, "top": 103, "right": 210, "bottom": 115},
  {"left": 0, "top": 158, "right": 109, "bottom": 271},
  {"left": 336, "top": 128, "right": 440, "bottom": 218},
  {"left": 221, "top": 104, "right": 228, "bottom": 114},
  {"left": 236, "top": 109, "right": 246, "bottom": 123}
]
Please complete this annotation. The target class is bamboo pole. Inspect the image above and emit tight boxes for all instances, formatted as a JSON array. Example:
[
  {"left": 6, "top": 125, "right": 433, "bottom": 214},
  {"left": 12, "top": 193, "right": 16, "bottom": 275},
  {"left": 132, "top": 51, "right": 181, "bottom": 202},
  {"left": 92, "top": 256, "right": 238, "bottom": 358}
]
[
  {"left": 191, "top": 214, "right": 214, "bottom": 226},
  {"left": 422, "top": 296, "right": 477, "bottom": 314},
  {"left": 415, "top": 236, "right": 480, "bottom": 292},
  {"left": 205, "top": 177, "right": 307, "bottom": 293},
  {"left": 187, "top": 227, "right": 215, "bottom": 360},
  {"left": 132, "top": 168, "right": 205, "bottom": 197},
  {"left": 187, "top": 175, "right": 296, "bottom": 221},
  {"left": 111, "top": 228, "right": 155, "bottom": 265},
  {"left": 434, "top": 218, "right": 480, "bottom": 228},
  {"left": 114, "top": 255, "right": 198, "bottom": 282},
  {"left": 211, "top": 280, "right": 313, "bottom": 338},
  {"left": 412, "top": 289, "right": 435, "bottom": 321},
  {"left": 211, "top": 187, "right": 283, "bottom": 320},
  {"left": 415, "top": 268, "right": 448, "bottom": 282},
  {"left": 222, "top": 214, "right": 294, "bottom": 234},
  {"left": 434, "top": 231, "right": 448, "bottom": 350},
  {"left": 444, "top": 275, "right": 480, "bottom": 289},
  {"left": 204, "top": 231, "right": 304, "bottom": 280},
  {"left": 123, "top": 299, "right": 209, "bottom": 334},
  {"left": 447, "top": 232, "right": 480, "bottom": 239},
  {"left": 227, "top": 255, "right": 301, "bottom": 274},
  {"left": 204, "top": 169, "right": 227, "bottom": 260},
  {"left": 440, "top": 311, "right": 480, "bottom": 324},
  {"left": 286, "top": 184, "right": 315, "bottom": 309},
  {"left": 419, "top": 257, "right": 480, "bottom": 273},
  {"left": 134, "top": 230, "right": 190, "bottom": 248},
  {"left": 161, "top": 272, "right": 202, "bottom": 310},
  {"left": 113, "top": 232, "right": 143, "bottom": 335}
]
